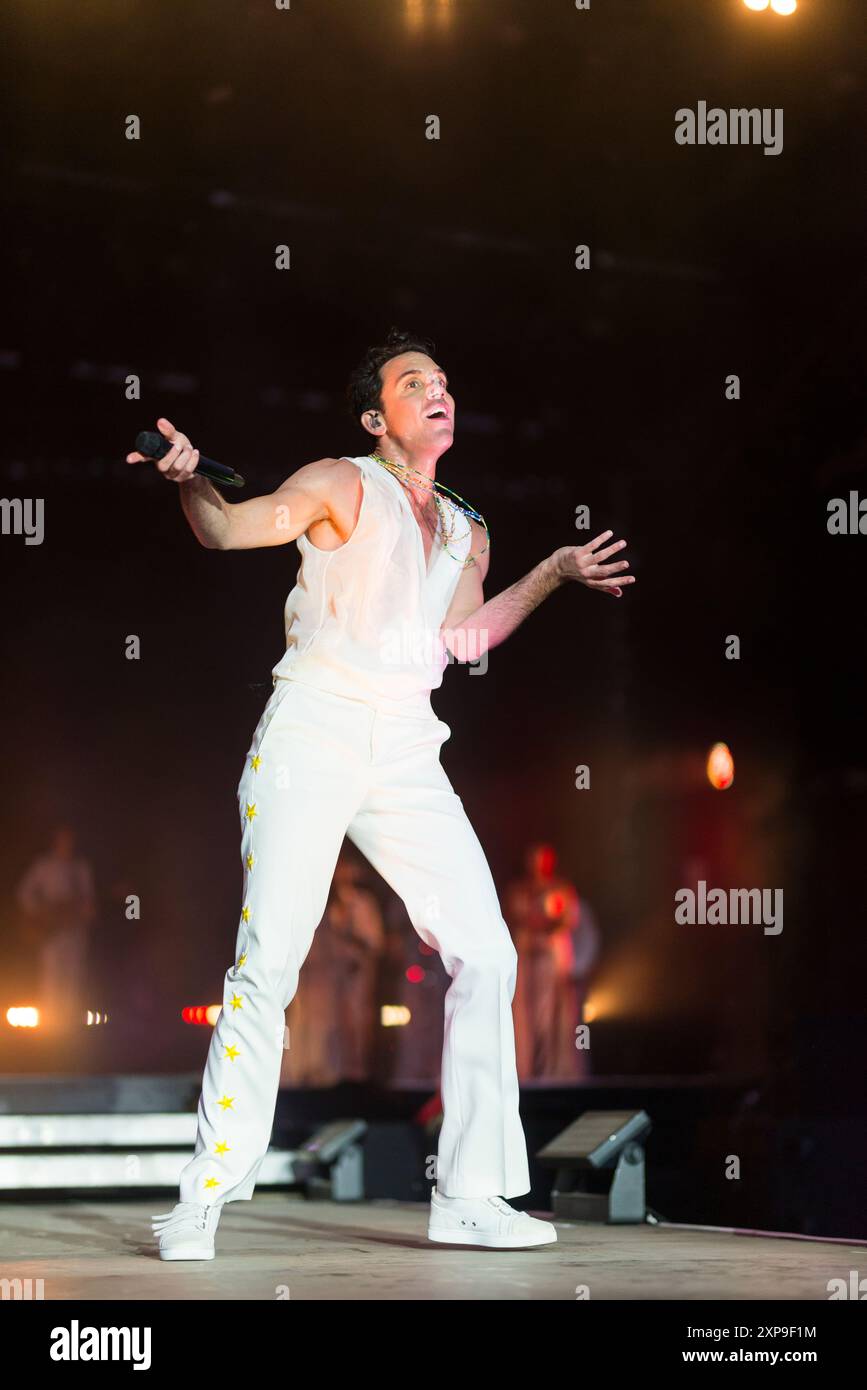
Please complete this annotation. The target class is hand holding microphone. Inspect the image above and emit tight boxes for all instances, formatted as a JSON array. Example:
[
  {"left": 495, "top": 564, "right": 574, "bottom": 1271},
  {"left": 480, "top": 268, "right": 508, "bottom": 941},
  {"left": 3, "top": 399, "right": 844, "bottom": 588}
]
[{"left": 126, "top": 417, "right": 245, "bottom": 488}]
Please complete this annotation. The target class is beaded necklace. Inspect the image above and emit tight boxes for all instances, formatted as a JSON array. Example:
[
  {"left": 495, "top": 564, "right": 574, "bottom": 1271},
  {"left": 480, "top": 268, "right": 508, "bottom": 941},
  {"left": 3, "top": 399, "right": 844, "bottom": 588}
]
[{"left": 369, "top": 451, "right": 489, "bottom": 569}]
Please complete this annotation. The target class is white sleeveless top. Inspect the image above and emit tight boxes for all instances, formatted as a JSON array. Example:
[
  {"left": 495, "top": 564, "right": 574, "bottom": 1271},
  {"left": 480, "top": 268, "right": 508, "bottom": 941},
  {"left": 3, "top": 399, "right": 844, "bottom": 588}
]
[{"left": 271, "top": 454, "right": 474, "bottom": 715}]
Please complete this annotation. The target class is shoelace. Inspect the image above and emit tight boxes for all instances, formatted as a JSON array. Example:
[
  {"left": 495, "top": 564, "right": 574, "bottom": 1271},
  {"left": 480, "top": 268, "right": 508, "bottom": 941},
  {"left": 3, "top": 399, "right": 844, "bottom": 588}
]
[
  {"left": 487, "top": 1197, "right": 519, "bottom": 1217},
  {"left": 152, "top": 1202, "right": 210, "bottom": 1234}
]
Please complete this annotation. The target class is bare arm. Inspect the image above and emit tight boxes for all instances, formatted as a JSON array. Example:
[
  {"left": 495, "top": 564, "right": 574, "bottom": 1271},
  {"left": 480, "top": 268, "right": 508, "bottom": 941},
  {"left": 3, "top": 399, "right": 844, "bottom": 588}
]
[
  {"left": 178, "top": 473, "right": 233, "bottom": 549},
  {"left": 200, "top": 463, "right": 335, "bottom": 551},
  {"left": 442, "top": 544, "right": 563, "bottom": 662},
  {"left": 127, "top": 417, "right": 344, "bottom": 550},
  {"left": 442, "top": 527, "right": 635, "bottom": 661}
]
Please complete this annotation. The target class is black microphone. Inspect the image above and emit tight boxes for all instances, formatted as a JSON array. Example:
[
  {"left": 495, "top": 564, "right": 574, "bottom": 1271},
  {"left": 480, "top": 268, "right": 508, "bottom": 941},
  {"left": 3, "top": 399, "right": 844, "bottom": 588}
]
[{"left": 133, "top": 430, "right": 245, "bottom": 489}]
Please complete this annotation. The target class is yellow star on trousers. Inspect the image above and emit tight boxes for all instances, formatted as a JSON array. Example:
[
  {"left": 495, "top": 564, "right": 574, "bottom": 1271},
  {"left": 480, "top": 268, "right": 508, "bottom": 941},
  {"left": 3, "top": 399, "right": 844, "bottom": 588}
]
[
  {"left": 229, "top": 993, "right": 243, "bottom": 1011},
  {"left": 241, "top": 906, "right": 251, "bottom": 923},
  {"left": 245, "top": 852, "right": 255, "bottom": 871},
  {"left": 204, "top": 1177, "right": 220, "bottom": 1189},
  {"left": 224, "top": 1044, "right": 241, "bottom": 1062},
  {"left": 236, "top": 953, "right": 247, "bottom": 969},
  {"left": 245, "top": 802, "right": 258, "bottom": 822},
  {"left": 217, "top": 1095, "right": 235, "bottom": 1111},
  {"left": 250, "top": 754, "right": 262, "bottom": 772},
  {"left": 214, "top": 1141, "right": 230, "bottom": 1155}
]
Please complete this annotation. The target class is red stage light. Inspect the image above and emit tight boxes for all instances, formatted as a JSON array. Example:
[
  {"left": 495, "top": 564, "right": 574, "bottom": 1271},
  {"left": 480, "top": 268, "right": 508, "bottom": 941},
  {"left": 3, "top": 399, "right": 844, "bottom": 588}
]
[
  {"left": 182, "top": 1005, "right": 221, "bottom": 1025},
  {"left": 544, "top": 890, "right": 566, "bottom": 919},
  {"left": 532, "top": 844, "right": 557, "bottom": 877}
]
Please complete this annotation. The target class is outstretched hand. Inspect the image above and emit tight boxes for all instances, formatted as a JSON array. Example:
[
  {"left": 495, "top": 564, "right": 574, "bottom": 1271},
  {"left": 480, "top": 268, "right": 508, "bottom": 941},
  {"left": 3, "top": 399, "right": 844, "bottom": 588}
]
[
  {"left": 554, "top": 530, "right": 635, "bottom": 598},
  {"left": 126, "top": 416, "right": 200, "bottom": 483}
]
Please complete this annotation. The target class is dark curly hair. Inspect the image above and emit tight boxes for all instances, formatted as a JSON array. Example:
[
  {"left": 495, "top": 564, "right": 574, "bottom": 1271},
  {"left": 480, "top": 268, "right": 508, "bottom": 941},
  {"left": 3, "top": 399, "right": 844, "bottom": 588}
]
[{"left": 345, "top": 326, "right": 437, "bottom": 429}]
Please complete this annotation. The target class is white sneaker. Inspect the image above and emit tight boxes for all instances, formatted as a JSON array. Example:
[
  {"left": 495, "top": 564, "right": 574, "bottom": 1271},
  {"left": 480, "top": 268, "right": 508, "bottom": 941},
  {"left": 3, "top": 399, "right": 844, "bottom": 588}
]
[
  {"left": 151, "top": 1201, "right": 222, "bottom": 1260},
  {"left": 427, "top": 1186, "right": 558, "bottom": 1248}
]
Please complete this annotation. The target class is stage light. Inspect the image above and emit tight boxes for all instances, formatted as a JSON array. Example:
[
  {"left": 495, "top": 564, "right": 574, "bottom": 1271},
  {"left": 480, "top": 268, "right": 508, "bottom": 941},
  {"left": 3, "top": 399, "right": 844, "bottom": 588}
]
[
  {"left": 435, "top": 0, "right": 454, "bottom": 31},
  {"left": 405, "top": 0, "right": 454, "bottom": 34},
  {"left": 544, "top": 890, "right": 566, "bottom": 919},
  {"left": 744, "top": 0, "right": 797, "bottom": 11},
  {"left": 6, "top": 1006, "right": 39, "bottom": 1028},
  {"left": 405, "top": 965, "right": 425, "bottom": 984},
  {"left": 182, "top": 1004, "right": 222, "bottom": 1025},
  {"left": 706, "top": 741, "right": 735, "bottom": 790},
  {"left": 538, "top": 1110, "right": 653, "bottom": 1223},
  {"left": 583, "top": 985, "right": 624, "bottom": 1022},
  {"left": 381, "top": 1004, "right": 411, "bottom": 1027},
  {"left": 85, "top": 1010, "right": 110, "bottom": 1026},
  {"left": 534, "top": 844, "right": 557, "bottom": 877}
]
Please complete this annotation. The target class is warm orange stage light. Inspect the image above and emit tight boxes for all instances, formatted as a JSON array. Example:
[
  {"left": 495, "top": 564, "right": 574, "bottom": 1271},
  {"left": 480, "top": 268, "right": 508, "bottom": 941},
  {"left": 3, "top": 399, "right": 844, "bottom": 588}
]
[
  {"left": 706, "top": 741, "right": 735, "bottom": 790},
  {"left": 6, "top": 1006, "right": 39, "bottom": 1028},
  {"left": 381, "top": 1005, "right": 411, "bottom": 1027}
]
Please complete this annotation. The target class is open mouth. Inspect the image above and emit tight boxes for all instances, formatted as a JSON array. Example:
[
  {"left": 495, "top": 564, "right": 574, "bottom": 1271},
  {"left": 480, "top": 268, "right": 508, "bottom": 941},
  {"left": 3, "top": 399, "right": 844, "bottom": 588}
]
[{"left": 426, "top": 407, "right": 449, "bottom": 420}]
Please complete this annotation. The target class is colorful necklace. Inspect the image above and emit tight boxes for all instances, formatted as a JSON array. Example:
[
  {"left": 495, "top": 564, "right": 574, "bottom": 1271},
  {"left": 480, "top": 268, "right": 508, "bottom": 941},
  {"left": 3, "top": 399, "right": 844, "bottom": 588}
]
[{"left": 369, "top": 451, "right": 490, "bottom": 569}]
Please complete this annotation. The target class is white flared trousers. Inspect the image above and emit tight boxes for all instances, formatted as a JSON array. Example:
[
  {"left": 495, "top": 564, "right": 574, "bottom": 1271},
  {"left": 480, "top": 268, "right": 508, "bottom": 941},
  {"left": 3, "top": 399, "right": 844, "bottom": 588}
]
[{"left": 178, "top": 677, "right": 531, "bottom": 1206}]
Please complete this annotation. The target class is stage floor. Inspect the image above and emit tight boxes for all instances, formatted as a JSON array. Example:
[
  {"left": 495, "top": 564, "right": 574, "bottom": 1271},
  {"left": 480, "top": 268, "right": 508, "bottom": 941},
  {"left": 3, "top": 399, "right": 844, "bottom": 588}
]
[{"left": 1, "top": 1195, "right": 862, "bottom": 1300}]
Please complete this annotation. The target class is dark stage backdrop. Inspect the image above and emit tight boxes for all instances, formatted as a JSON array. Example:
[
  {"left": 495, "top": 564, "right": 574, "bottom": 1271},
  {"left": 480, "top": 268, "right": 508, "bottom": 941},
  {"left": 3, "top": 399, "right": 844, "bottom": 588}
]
[{"left": 1, "top": 0, "right": 865, "bottom": 1216}]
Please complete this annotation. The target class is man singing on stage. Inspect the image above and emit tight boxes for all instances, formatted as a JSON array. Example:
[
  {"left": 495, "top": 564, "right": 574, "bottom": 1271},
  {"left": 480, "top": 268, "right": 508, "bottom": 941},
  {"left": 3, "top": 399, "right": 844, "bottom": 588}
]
[{"left": 129, "top": 328, "right": 634, "bottom": 1258}]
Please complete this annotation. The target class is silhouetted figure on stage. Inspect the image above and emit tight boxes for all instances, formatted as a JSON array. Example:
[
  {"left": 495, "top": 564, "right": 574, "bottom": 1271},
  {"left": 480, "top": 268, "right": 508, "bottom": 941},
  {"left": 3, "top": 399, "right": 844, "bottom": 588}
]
[
  {"left": 554, "top": 891, "right": 600, "bottom": 1080},
  {"left": 15, "top": 823, "right": 95, "bottom": 1036},
  {"left": 386, "top": 894, "right": 450, "bottom": 1084},
  {"left": 284, "top": 847, "right": 385, "bottom": 1085},
  {"left": 506, "top": 842, "right": 596, "bottom": 1082},
  {"left": 327, "top": 851, "right": 386, "bottom": 1080}
]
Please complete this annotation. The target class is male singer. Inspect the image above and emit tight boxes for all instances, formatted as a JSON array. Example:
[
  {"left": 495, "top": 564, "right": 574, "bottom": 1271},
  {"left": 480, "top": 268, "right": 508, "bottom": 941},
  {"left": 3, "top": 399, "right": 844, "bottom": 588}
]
[{"left": 129, "top": 328, "right": 634, "bottom": 1259}]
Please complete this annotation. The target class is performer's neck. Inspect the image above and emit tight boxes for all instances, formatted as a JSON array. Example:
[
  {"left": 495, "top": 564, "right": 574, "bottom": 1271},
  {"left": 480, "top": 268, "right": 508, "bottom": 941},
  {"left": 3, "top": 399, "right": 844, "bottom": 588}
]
[{"left": 371, "top": 441, "right": 439, "bottom": 491}]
